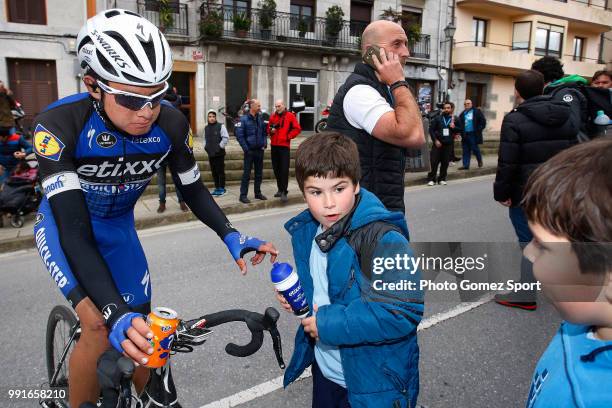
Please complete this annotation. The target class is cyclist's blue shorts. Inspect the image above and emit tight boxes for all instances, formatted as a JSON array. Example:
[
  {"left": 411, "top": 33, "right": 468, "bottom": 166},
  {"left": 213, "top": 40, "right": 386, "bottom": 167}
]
[{"left": 34, "top": 197, "right": 151, "bottom": 310}]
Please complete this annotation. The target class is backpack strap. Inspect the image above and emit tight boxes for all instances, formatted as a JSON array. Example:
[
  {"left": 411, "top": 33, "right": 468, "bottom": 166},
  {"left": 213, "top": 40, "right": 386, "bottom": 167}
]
[{"left": 346, "top": 221, "right": 405, "bottom": 281}]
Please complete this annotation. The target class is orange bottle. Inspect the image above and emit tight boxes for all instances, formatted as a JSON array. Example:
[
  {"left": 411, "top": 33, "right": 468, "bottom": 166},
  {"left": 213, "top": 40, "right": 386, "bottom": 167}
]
[{"left": 145, "top": 307, "right": 179, "bottom": 368}]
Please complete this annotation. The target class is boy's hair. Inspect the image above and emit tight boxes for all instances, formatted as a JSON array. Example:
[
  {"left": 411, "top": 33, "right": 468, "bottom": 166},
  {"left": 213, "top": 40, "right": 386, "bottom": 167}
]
[
  {"left": 522, "top": 138, "right": 612, "bottom": 274},
  {"left": 531, "top": 56, "right": 565, "bottom": 84},
  {"left": 515, "top": 70, "right": 544, "bottom": 100},
  {"left": 592, "top": 69, "right": 611, "bottom": 83},
  {"left": 295, "top": 132, "right": 360, "bottom": 192}
]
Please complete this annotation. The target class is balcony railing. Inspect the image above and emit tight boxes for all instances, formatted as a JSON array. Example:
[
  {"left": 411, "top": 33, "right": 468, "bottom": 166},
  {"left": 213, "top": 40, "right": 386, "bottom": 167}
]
[
  {"left": 137, "top": 1, "right": 189, "bottom": 36},
  {"left": 200, "top": 5, "right": 365, "bottom": 50},
  {"left": 553, "top": 0, "right": 611, "bottom": 10},
  {"left": 410, "top": 34, "right": 430, "bottom": 59}
]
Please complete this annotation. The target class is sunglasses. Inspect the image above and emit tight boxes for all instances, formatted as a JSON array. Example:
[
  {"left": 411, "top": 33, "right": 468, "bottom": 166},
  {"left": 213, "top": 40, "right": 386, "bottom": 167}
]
[{"left": 97, "top": 81, "right": 169, "bottom": 111}]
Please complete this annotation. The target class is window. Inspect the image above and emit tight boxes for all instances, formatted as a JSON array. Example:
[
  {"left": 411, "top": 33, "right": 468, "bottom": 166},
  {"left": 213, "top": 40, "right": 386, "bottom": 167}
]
[
  {"left": 573, "top": 37, "right": 585, "bottom": 61},
  {"left": 401, "top": 7, "right": 422, "bottom": 42},
  {"left": 290, "top": 0, "right": 315, "bottom": 32},
  {"left": 223, "top": 0, "right": 249, "bottom": 20},
  {"left": 472, "top": 18, "right": 487, "bottom": 47},
  {"left": 7, "top": 0, "right": 46, "bottom": 25},
  {"left": 535, "top": 23, "right": 564, "bottom": 58},
  {"left": 512, "top": 22, "right": 531, "bottom": 52},
  {"left": 350, "top": 1, "right": 372, "bottom": 37}
]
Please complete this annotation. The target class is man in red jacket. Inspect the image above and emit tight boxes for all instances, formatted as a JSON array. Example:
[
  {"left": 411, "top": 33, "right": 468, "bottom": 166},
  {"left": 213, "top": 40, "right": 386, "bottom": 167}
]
[{"left": 267, "top": 99, "right": 301, "bottom": 202}]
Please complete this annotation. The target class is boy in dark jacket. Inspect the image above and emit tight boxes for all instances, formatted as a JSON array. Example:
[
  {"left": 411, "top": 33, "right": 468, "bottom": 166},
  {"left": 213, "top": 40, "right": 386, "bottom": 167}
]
[
  {"left": 427, "top": 102, "right": 459, "bottom": 185},
  {"left": 204, "top": 110, "right": 229, "bottom": 196},
  {"left": 521, "top": 139, "right": 612, "bottom": 407},
  {"left": 277, "top": 132, "right": 423, "bottom": 408},
  {"left": 494, "top": 69, "right": 577, "bottom": 310}
]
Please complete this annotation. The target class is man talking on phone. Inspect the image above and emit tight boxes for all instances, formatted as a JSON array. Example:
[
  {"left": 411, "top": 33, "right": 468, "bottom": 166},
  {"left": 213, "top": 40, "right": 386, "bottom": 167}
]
[{"left": 327, "top": 20, "right": 425, "bottom": 213}]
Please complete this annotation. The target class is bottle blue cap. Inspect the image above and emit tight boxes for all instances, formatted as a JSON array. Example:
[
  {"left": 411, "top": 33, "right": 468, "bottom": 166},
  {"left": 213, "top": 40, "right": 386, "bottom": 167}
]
[{"left": 270, "top": 262, "right": 294, "bottom": 284}]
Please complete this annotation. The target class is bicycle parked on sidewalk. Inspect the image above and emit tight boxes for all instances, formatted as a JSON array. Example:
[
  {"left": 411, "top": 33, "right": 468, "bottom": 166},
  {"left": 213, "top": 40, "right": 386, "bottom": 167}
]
[{"left": 40, "top": 304, "right": 285, "bottom": 408}]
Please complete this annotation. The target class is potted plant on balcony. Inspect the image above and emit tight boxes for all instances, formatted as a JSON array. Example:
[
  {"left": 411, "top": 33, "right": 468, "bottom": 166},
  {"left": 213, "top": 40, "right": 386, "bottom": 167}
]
[
  {"left": 233, "top": 12, "right": 251, "bottom": 38},
  {"left": 404, "top": 24, "right": 421, "bottom": 48},
  {"left": 297, "top": 18, "right": 308, "bottom": 38},
  {"left": 200, "top": 11, "right": 223, "bottom": 39},
  {"left": 325, "top": 5, "right": 344, "bottom": 47},
  {"left": 258, "top": 0, "right": 276, "bottom": 40},
  {"left": 158, "top": 0, "right": 175, "bottom": 32}
]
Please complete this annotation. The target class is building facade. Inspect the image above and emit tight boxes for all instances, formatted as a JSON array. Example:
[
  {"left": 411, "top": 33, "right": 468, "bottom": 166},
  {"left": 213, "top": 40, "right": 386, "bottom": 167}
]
[
  {"left": 0, "top": 0, "right": 456, "bottom": 136},
  {"left": 451, "top": 0, "right": 611, "bottom": 133}
]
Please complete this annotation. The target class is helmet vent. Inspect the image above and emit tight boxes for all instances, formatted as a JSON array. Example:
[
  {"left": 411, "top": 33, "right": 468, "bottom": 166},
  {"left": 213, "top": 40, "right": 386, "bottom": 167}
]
[
  {"left": 106, "top": 31, "right": 144, "bottom": 72},
  {"left": 77, "top": 35, "right": 93, "bottom": 53},
  {"left": 105, "top": 10, "right": 121, "bottom": 18},
  {"left": 96, "top": 49, "right": 118, "bottom": 77},
  {"left": 141, "top": 38, "right": 156, "bottom": 73},
  {"left": 158, "top": 31, "right": 166, "bottom": 70},
  {"left": 124, "top": 11, "right": 141, "bottom": 17},
  {"left": 123, "top": 72, "right": 148, "bottom": 84}
]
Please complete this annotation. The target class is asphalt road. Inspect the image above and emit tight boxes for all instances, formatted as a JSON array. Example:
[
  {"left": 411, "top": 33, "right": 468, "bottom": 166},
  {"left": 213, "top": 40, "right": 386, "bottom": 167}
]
[{"left": 0, "top": 175, "right": 560, "bottom": 407}]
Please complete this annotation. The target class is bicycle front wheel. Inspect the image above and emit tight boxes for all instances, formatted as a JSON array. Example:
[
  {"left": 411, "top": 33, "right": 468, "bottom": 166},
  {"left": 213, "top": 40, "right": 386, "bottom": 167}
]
[{"left": 46, "top": 305, "right": 78, "bottom": 392}]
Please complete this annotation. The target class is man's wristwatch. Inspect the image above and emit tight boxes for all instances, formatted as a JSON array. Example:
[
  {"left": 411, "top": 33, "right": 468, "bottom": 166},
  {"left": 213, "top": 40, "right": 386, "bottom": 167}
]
[{"left": 389, "top": 80, "right": 409, "bottom": 93}]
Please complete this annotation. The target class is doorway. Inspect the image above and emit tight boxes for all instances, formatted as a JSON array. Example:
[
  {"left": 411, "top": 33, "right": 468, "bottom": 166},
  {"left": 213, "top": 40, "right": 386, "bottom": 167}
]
[
  {"left": 288, "top": 69, "right": 318, "bottom": 132},
  {"left": 225, "top": 64, "right": 251, "bottom": 134},
  {"left": 7, "top": 58, "right": 58, "bottom": 132}
]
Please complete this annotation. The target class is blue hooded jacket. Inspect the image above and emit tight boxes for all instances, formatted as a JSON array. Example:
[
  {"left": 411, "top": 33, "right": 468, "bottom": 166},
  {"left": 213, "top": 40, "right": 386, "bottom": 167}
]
[
  {"left": 283, "top": 188, "right": 423, "bottom": 408},
  {"left": 235, "top": 113, "right": 267, "bottom": 151}
]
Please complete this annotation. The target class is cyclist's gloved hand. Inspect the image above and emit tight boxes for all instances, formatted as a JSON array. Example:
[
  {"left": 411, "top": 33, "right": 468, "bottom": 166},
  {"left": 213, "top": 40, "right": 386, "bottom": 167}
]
[
  {"left": 223, "top": 231, "right": 279, "bottom": 275},
  {"left": 108, "top": 311, "right": 144, "bottom": 354}
]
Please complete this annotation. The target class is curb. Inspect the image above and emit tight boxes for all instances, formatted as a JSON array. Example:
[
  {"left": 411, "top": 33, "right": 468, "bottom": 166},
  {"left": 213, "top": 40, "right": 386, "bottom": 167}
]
[{"left": 0, "top": 168, "right": 496, "bottom": 254}]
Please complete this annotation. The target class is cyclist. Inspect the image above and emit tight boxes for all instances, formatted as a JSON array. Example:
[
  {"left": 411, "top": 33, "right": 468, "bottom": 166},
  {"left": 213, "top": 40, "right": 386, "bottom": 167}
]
[{"left": 33, "top": 9, "right": 277, "bottom": 407}]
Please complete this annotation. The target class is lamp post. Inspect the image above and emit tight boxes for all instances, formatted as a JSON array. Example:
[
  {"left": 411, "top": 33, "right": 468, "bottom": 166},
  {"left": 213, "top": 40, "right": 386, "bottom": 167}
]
[{"left": 443, "top": 22, "right": 456, "bottom": 101}]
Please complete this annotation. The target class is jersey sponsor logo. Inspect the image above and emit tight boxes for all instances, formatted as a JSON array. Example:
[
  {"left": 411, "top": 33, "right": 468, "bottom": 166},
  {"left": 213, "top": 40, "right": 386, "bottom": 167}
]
[
  {"left": 562, "top": 94, "right": 574, "bottom": 103},
  {"left": 76, "top": 150, "right": 170, "bottom": 181},
  {"left": 34, "top": 212, "right": 44, "bottom": 227},
  {"left": 102, "top": 303, "right": 118, "bottom": 322},
  {"left": 122, "top": 293, "right": 135, "bottom": 304},
  {"left": 34, "top": 124, "right": 66, "bottom": 161},
  {"left": 42, "top": 172, "right": 81, "bottom": 198},
  {"left": 141, "top": 270, "right": 150, "bottom": 297},
  {"left": 35, "top": 228, "right": 69, "bottom": 289},
  {"left": 131, "top": 136, "right": 161, "bottom": 144},
  {"left": 178, "top": 163, "right": 200, "bottom": 185},
  {"left": 185, "top": 128, "right": 194, "bottom": 152},
  {"left": 87, "top": 128, "right": 96, "bottom": 149},
  {"left": 96, "top": 132, "right": 117, "bottom": 148},
  {"left": 80, "top": 179, "right": 149, "bottom": 194}
]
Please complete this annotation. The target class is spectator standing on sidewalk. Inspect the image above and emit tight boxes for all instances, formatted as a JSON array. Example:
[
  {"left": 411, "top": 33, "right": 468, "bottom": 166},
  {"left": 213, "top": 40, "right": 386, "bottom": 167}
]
[
  {"left": 0, "top": 130, "right": 32, "bottom": 184},
  {"left": 591, "top": 69, "right": 611, "bottom": 89},
  {"left": 427, "top": 102, "right": 458, "bottom": 186},
  {"left": 457, "top": 99, "right": 486, "bottom": 170},
  {"left": 235, "top": 99, "right": 267, "bottom": 204},
  {"left": 267, "top": 99, "right": 301, "bottom": 203},
  {"left": 157, "top": 85, "right": 188, "bottom": 213},
  {"left": 204, "top": 109, "right": 229, "bottom": 196},
  {"left": 493, "top": 70, "right": 577, "bottom": 310},
  {"left": 326, "top": 20, "right": 424, "bottom": 213}
]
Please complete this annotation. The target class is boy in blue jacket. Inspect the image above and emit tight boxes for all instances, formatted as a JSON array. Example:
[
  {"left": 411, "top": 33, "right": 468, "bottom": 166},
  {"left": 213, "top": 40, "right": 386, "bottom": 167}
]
[
  {"left": 277, "top": 132, "right": 423, "bottom": 407},
  {"left": 521, "top": 138, "right": 612, "bottom": 408}
]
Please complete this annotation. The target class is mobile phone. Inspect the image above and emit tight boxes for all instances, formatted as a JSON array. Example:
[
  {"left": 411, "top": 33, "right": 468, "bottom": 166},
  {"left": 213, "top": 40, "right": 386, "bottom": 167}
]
[{"left": 363, "top": 45, "right": 385, "bottom": 70}]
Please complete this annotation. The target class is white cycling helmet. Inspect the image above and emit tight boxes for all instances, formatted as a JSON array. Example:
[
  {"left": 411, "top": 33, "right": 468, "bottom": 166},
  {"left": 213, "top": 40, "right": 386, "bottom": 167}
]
[{"left": 76, "top": 9, "right": 173, "bottom": 86}]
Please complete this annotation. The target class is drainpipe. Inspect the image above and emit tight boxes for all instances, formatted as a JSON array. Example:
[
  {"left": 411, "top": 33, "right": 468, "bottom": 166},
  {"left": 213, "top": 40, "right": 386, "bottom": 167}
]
[
  {"left": 448, "top": 0, "right": 456, "bottom": 91},
  {"left": 436, "top": 0, "right": 443, "bottom": 102}
]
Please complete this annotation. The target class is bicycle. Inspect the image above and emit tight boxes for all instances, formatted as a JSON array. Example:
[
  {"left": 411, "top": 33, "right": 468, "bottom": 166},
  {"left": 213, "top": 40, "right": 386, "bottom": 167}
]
[{"left": 40, "top": 304, "right": 285, "bottom": 408}]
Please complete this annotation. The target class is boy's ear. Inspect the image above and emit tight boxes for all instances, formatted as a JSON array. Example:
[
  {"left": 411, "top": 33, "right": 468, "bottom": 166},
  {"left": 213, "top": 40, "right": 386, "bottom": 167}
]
[
  {"left": 354, "top": 182, "right": 360, "bottom": 195},
  {"left": 603, "top": 271, "right": 612, "bottom": 304}
]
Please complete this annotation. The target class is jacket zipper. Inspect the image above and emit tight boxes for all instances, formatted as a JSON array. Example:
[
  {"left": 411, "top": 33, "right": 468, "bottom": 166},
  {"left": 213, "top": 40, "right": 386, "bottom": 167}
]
[{"left": 382, "top": 363, "right": 412, "bottom": 408}]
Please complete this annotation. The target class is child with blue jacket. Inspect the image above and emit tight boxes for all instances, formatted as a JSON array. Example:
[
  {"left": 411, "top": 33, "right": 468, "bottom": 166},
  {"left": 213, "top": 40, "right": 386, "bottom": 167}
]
[
  {"left": 276, "top": 132, "right": 423, "bottom": 407},
  {"left": 521, "top": 138, "right": 612, "bottom": 408}
]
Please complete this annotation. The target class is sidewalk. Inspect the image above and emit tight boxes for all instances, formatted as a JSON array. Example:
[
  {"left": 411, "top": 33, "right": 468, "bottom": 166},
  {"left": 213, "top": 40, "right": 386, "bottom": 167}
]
[{"left": 0, "top": 145, "right": 497, "bottom": 253}]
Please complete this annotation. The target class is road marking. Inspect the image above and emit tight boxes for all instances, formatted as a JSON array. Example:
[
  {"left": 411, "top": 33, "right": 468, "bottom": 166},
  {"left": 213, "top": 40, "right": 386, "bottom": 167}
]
[{"left": 198, "top": 293, "right": 495, "bottom": 408}]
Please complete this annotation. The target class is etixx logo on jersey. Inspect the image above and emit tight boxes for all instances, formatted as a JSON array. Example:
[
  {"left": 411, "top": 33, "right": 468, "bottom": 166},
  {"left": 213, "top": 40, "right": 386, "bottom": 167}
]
[
  {"left": 34, "top": 124, "right": 66, "bottom": 161},
  {"left": 96, "top": 132, "right": 117, "bottom": 148}
]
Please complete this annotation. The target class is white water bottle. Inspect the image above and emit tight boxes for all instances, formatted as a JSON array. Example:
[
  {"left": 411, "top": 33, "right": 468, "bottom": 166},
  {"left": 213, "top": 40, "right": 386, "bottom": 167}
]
[{"left": 594, "top": 110, "right": 610, "bottom": 137}]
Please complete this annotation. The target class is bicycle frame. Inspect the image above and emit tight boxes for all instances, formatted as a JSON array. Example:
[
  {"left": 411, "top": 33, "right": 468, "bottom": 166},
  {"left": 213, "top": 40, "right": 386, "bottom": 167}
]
[{"left": 49, "top": 323, "right": 80, "bottom": 387}]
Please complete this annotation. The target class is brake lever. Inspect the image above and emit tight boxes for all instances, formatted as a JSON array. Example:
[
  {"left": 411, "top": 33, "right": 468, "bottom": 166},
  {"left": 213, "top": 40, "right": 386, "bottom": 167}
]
[{"left": 263, "top": 307, "right": 285, "bottom": 369}]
